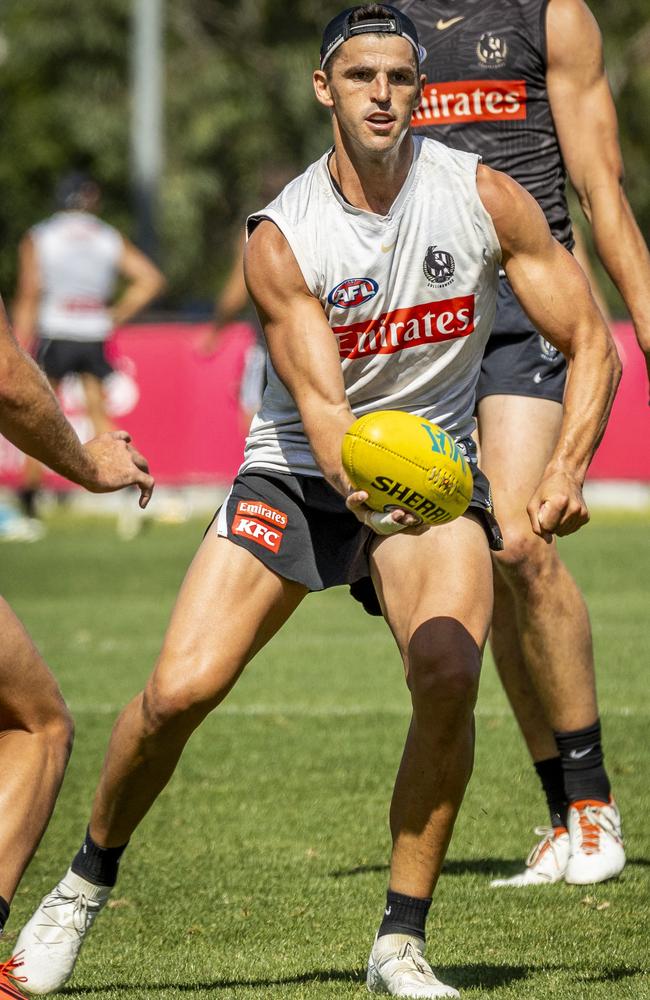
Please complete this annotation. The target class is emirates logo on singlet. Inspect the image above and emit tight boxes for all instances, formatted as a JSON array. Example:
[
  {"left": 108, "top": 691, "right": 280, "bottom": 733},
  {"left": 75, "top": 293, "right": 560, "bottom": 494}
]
[
  {"left": 412, "top": 80, "right": 527, "bottom": 126},
  {"left": 332, "top": 296, "right": 475, "bottom": 360}
]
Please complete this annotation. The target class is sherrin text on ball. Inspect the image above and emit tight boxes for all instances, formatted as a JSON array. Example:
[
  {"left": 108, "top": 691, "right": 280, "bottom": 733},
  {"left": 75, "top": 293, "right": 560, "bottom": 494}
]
[{"left": 342, "top": 410, "right": 473, "bottom": 525}]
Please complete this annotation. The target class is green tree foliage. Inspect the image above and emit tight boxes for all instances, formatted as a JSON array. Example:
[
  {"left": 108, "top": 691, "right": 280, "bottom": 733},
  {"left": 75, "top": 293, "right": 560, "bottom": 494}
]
[{"left": 0, "top": 0, "right": 648, "bottom": 310}]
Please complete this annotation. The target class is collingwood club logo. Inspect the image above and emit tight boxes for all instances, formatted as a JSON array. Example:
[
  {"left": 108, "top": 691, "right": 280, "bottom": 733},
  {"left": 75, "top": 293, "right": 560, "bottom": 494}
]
[
  {"left": 423, "top": 246, "right": 455, "bottom": 287},
  {"left": 476, "top": 32, "right": 508, "bottom": 67},
  {"left": 539, "top": 336, "right": 559, "bottom": 361}
]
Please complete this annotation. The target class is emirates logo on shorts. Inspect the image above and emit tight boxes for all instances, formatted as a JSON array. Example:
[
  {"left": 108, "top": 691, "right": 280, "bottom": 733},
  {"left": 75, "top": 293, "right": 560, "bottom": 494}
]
[{"left": 423, "top": 246, "right": 455, "bottom": 287}]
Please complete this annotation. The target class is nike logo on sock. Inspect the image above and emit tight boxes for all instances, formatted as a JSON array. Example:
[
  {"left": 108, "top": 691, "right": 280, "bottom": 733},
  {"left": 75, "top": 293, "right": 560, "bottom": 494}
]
[
  {"left": 569, "top": 746, "right": 593, "bottom": 760},
  {"left": 384, "top": 905, "right": 392, "bottom": 916}
]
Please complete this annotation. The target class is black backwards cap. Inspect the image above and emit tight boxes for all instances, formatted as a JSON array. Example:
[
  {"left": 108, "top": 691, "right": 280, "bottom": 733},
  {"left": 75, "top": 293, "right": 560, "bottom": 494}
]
[{"left": 320, "top": 4, "right": 427, "bottom": 70}]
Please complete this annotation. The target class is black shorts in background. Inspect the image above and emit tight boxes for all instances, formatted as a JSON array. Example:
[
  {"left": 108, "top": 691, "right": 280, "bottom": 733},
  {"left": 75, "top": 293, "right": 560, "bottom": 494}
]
[
  {"left": 37, "top": 339, "right": 114, "bottom": 382},
  {"left": 477, "top": 277, "right": 567, "bottom": 404}
]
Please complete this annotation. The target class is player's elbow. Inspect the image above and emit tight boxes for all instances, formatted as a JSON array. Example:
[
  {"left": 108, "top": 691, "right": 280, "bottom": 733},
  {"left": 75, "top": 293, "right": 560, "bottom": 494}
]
[{"left": 0, "top": 347, "right": 27, "bottom": 406}]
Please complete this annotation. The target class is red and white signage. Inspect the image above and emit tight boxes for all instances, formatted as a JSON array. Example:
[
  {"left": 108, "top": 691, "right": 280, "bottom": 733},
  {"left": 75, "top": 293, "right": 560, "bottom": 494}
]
[
  {"left": 332, "top": 296, "right": 475, "bottom": 360},
  {"left": 412, "top": 80, "right": 527, "bottom": 126}
]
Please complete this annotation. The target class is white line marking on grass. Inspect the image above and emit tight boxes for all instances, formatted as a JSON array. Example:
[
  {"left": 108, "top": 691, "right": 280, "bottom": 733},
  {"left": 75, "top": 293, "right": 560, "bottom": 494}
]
[{"left": 68, "top": 703, "right": 644, "bottom": 718}]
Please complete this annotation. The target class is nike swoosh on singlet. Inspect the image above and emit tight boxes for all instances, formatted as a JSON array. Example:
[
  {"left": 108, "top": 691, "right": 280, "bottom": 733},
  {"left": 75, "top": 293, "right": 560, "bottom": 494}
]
[
  {"left": 436, "top": 16, "right": 465, "bottom": 30},
  {"left": 380, "top": 240, "right": 398, "bottom": 253}
]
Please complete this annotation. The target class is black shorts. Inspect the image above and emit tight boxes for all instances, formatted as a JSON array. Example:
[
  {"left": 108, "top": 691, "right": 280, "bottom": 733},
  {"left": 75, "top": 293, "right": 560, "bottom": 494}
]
[
  {"left": 476, "top": 278, "right": 567, "bottom": 404},
  {"left": 37, "top": 339, "right": 114, "bottom": 382},
  {"left": 210, "top": 445, "right": 503, "bottom": 616}
]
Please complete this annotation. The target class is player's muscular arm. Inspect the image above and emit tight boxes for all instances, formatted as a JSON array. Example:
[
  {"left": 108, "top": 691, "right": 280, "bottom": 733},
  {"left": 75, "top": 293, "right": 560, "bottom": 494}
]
[
  {"left": 478, "top": 165, "right": 621, "bottom": 540},
  {"left": 546, "top": 0, "right": 650, "bottom": 397},
  {"left": 244, "top": 221, "right": 356, "bottom": 497},
  {"left": 110, "top": 239, "right": 166, "bottom": 327},
  {"left": 0, "top": 300, "right": 153, "bottom": 505},
  {"left": 244, "top": 223, "right": 419, "bottom": 534}
]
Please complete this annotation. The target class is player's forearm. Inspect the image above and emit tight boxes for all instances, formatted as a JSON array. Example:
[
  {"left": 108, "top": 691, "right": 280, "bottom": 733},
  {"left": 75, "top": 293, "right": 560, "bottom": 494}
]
[
  {"left": 302, "top": 401, "right": 357, "bottom": 497},
  {"left": 582, "top": 183, "right": 650, "bottom": 349},
  {"left": 11, "top": 299, "right": 38, "bottom": 349},
  {"left": 544, "top": 328, "right": 621, "bottom": 482},
  {"left": 111, "top": 277, "right": 165, "bottom": 327},
  {"left": 0, "top": 348, "right": 96, "bottom": 486}
]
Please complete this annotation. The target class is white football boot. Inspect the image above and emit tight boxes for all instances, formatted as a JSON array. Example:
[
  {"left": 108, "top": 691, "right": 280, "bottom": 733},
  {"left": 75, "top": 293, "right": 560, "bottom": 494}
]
[
  {"left": 367, "top": 933, "right": 460, "bottom": 998},
  {"left": 565, "top": 798, "right": 625, "bottom": 884},
  {"left": 490, "top": 826, "right": 570, "bottom": 887},
  {"left": 13, "top": 868, "right": 112, "bottom": 994}
]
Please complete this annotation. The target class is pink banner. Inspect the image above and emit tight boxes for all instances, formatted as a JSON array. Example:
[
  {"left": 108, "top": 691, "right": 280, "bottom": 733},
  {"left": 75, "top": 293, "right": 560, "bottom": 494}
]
[
  {"left": 0, "top": 320, "right": 647, "bottom": 487},
  {"left": 587, "top": 323, "right": 649, "bottom": 481}
]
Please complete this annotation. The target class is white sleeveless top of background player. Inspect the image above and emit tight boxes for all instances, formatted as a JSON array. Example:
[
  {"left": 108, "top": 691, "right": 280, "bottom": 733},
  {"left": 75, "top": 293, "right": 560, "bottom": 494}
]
[
  {"left": 31, "top": 211, "right": 123, "bottom": 341},
  {"left": 241, "top": 136, "right": 501, "bottom": 477}
]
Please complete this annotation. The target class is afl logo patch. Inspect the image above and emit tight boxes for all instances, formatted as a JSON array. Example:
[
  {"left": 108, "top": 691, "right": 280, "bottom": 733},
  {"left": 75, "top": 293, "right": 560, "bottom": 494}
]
[
  {"left": 423, "top": 246, "right": 456, "bottom": 287},
  {"left": 477, "top": 32, "right": 508, "bottom": 67},
  {"left": 328, "top": 277, "right": 379, "bottom": 309}
]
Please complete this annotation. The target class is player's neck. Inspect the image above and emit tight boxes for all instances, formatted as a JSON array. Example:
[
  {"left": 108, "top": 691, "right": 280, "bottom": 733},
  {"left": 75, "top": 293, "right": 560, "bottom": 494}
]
[{"left": 329, "top": 129, "right": 414, "bottom": 217}]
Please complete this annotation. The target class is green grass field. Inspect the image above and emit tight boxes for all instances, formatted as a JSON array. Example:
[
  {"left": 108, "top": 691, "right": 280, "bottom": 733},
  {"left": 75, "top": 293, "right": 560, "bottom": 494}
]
[{"left": 1, "top": 510, "right": 649, "bottom": 999}]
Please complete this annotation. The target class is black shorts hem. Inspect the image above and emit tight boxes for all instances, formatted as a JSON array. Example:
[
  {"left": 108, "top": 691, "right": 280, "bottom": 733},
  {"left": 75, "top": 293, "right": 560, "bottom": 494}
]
[{"left": 475, "top": 385, "right": 565, "bottom": 405}]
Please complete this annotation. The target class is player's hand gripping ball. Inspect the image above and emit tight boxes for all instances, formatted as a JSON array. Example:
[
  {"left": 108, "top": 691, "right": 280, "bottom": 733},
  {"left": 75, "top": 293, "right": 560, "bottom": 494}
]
[{"left": 342, "top": 410, "right": 473, "bottom": 525}]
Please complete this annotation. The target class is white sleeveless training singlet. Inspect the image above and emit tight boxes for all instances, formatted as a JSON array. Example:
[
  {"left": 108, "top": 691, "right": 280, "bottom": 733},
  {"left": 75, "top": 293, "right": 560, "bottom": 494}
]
[
  {"left": 241, "top": 136, "right": 501, "bottom": 477},
  {"left": 31, "top": 211, "right": 123, "bottom": 341}
]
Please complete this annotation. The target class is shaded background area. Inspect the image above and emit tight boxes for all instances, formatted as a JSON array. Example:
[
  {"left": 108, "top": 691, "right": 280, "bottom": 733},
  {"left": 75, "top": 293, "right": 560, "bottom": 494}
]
[{"left": 1, "top": 0, "right": 649, "bottom": 312}]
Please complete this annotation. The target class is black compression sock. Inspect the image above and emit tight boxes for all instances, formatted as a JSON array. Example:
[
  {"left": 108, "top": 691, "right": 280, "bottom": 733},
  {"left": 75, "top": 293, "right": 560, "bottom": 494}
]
[
  {"left": 378, "top": 890, "right": 431, "bottom": 942},
  {"left": 534, "top": 756, "right": 569, "bottom": 828},
  {"left": 71, "top": 827, "right": 128, "bottom": 888},
  {"left": 0, "top": 896, "right": 10, "bottom": 933},
  {"left": 555, "top": 719, "right": 611, "bottom": 804}
]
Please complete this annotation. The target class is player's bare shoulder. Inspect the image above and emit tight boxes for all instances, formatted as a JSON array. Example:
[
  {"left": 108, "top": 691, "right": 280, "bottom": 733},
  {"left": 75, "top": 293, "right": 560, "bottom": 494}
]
[
  {"left": 476, "top": 163, "right": 552, "bottom": 259},
  {"left": 244, "top": 220, "right": 310, "bottom": 313},
  {"left": 546, "top": 0, "right": 602, "bottom": 59}
]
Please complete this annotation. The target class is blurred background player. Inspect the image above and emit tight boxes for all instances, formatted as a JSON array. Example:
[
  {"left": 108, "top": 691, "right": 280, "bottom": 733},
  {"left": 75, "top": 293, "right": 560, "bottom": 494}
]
[
  {"left": 202, "top": 167, "right": 295, "bottom": 429},
  {"left": 12, "top": 172, "right": 165, "bottom": 523},
  {"left": 202, "top": 229, "right": 267, "bottom": 429},
  {"left": 0, "top": 296, "right": 153, "bottom": 998},
  {"left": 394, "top": 0, "right": 650, "bottom": 884}
]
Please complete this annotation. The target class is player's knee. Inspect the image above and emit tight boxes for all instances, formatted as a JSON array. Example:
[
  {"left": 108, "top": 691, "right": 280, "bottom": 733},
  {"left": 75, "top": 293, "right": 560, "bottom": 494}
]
[
  {"left": 494, "top": 522, "right": 558, "bottom": 585},
  {"left": 142, "top": 670, "right": 221, "bottom": 737},
  {"left": 43, "top": 699, "right": 75, "bottom": 763},
  {"left": 406, "top": 631, "right": 481, "bottom": 713}
]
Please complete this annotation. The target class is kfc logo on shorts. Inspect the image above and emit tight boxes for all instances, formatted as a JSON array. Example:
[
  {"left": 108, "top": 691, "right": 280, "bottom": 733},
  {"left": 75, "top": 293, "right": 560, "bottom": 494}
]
[
  {"left": 232, "top": 500, "right": 288, "bottom": 554},
  {"left": 328, "top": 277, "right": 379, "bottom": 309}
]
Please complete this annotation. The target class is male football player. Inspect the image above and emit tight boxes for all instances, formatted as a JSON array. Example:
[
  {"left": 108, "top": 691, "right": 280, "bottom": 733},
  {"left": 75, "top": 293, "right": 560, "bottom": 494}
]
[
  {"left": 0, "top": 298, "right": 152, "bottom": 998},
  {"left": 14, "top": 7, "right": 619, "bottom": 997},
  {"left": 13, "top": 172, "right": 165, "bottom": 522},
  {"left": 394, "top": 0, "right": 650, "bottom": 886}
]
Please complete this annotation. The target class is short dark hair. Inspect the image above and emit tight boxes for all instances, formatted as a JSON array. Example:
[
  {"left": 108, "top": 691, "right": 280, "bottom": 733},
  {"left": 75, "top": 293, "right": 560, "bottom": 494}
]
[{"left": 322, "top": 4, "right": 422, "bottom": 78}]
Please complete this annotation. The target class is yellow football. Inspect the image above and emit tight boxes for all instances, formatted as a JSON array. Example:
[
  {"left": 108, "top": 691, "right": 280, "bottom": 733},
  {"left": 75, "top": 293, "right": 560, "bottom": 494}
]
[{"left": 342, "top": 410, "right": 473, "bottom": 525}]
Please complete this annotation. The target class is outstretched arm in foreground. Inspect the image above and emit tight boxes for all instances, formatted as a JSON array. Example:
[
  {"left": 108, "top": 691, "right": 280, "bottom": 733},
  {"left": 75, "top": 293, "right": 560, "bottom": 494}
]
[{"left": 0, "top": 300, "right": 154, "bottom": 507}]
